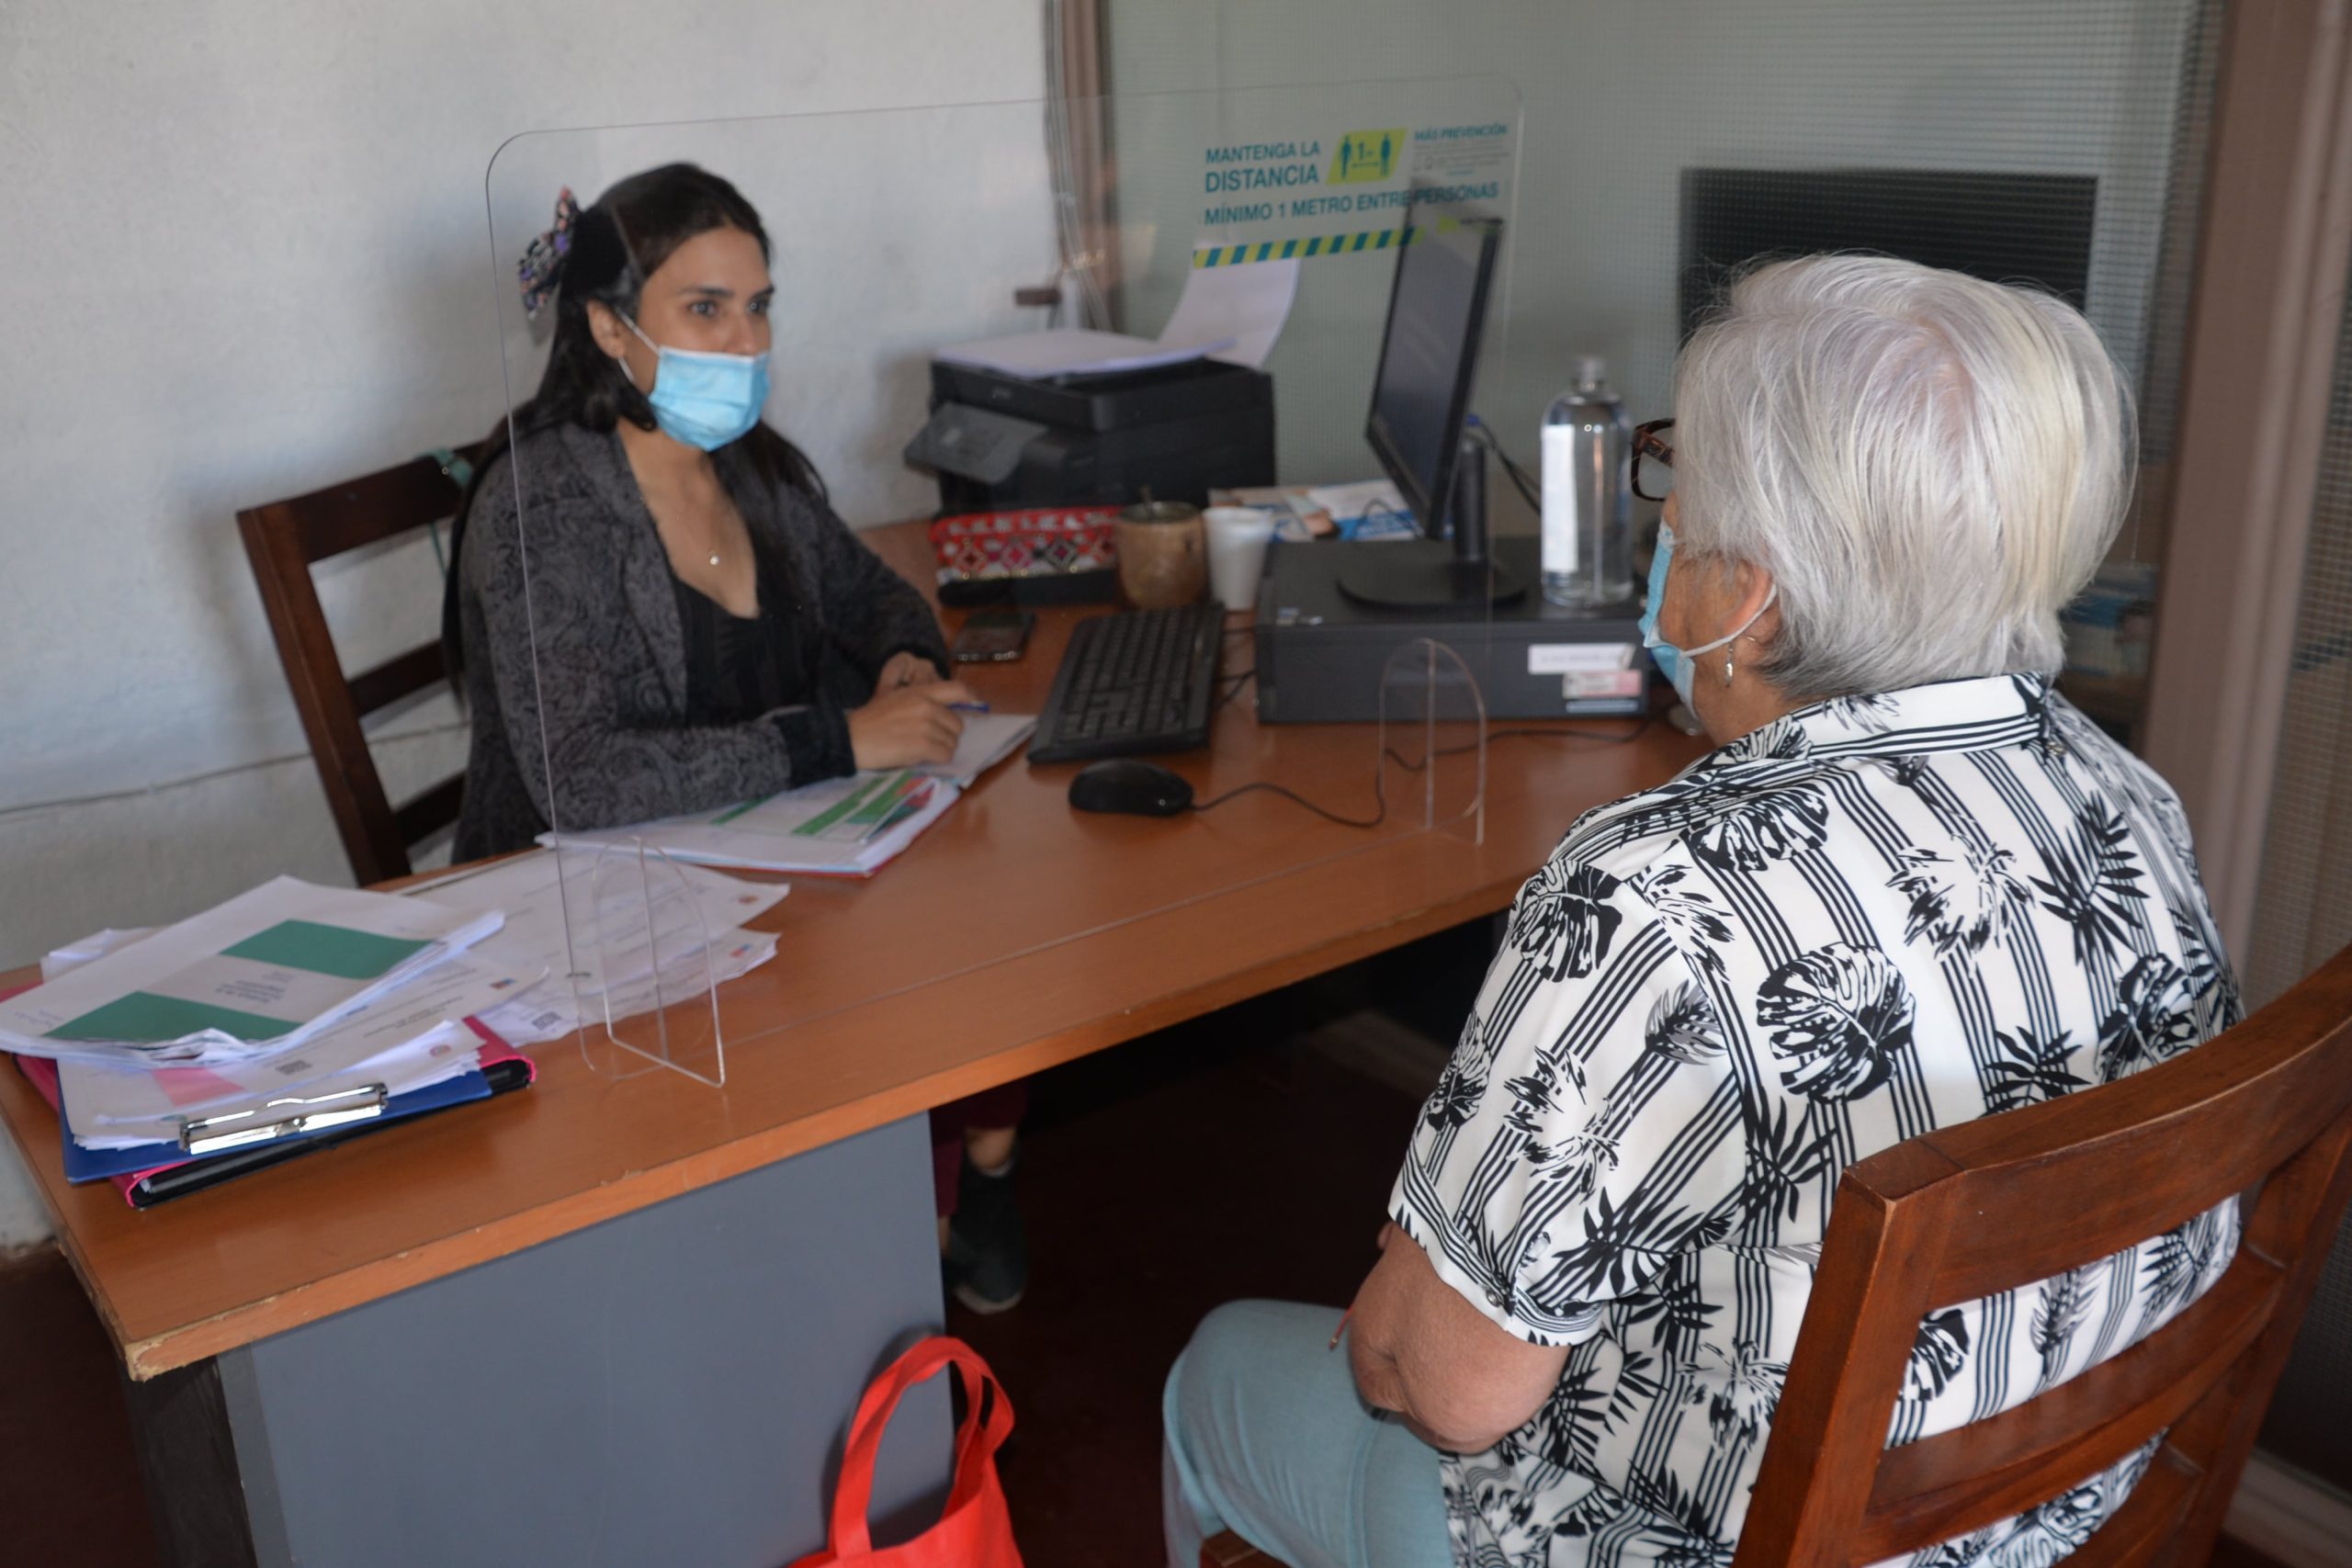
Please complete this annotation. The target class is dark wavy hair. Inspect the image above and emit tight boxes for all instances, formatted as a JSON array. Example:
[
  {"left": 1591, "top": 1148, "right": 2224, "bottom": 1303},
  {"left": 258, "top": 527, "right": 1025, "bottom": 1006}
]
[{"left": 444, "top": 163, "right": 824, "bottom": 675}]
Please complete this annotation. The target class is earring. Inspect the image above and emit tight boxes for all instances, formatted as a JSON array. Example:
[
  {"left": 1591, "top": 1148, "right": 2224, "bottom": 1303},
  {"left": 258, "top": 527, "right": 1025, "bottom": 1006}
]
[{"left": 1724, "top": 649, "right": 1736, "bottom": 684}]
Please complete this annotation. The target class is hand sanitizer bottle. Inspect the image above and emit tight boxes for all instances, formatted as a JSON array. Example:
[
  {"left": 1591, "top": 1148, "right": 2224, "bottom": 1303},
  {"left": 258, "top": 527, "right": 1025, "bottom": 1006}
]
[{"left": 1541, "top": 356, "right": 1635, "bottom": 607}]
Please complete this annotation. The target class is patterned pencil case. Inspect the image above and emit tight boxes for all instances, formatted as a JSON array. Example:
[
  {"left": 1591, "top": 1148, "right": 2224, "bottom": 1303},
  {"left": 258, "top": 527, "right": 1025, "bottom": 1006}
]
[{"left": 930, "top": 508, "right": 1121, "bottom": 606}]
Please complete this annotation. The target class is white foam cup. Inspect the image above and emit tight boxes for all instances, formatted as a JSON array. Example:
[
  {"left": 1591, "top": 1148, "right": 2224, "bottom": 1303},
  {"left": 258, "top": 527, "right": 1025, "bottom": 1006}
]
[{"left": 1204, "top": 506, "right": 1278, "bottom": 614}]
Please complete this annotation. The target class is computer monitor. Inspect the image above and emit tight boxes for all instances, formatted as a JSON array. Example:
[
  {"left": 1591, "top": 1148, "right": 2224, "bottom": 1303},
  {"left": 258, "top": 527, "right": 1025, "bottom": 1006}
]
[
  {"left": 1678, "top": 167, "right": 2098, "bottom": 338},
  {"left": 1344, "top": 190, "right": 1518, "bottom": 608}
]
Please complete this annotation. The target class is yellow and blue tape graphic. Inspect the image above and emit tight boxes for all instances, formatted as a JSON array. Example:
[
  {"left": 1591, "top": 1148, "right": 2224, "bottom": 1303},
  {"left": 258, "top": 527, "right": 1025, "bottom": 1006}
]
[{"left": 1192, "top": 224, "right": 1426, "bottom": 268}]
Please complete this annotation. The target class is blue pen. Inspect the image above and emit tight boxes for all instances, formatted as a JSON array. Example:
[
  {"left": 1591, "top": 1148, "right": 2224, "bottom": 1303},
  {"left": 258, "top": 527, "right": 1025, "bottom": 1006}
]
[{"left": 950, "top": 701, "right": 990, "bottom": 715}]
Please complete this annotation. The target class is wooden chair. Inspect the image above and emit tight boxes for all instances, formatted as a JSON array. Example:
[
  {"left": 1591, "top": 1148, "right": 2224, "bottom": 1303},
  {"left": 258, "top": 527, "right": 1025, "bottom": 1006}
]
[
  {"left": 1202, "top": 941, "right": 2352, "bottom": 1568},
  {"left": 237, "top": 445, "right": 485, "bottom": 886}
]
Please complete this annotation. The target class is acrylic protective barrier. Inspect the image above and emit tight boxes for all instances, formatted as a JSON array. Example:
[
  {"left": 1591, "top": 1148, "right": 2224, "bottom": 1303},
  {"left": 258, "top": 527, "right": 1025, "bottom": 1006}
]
[{"left": 481, "top": 80, "right": 1543, "bottom": 1077}]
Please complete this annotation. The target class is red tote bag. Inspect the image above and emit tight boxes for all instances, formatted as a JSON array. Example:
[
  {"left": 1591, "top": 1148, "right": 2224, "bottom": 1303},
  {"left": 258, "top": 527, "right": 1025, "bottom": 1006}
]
[{"left": 790, "top": 1337, "right": 1022, "bottom": 1568}]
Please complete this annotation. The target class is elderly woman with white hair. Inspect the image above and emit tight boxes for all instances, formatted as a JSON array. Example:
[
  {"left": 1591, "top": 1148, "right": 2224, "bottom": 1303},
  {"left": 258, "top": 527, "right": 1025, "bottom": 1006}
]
[{"left": 1161, "top": 256, "right": 2243, "bottom": 1568}]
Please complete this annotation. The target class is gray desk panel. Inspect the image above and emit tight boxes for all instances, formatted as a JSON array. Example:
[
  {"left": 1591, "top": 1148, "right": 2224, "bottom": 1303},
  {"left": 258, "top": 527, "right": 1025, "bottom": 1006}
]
[{"left": 221, "top": 1114, "right": 948, "bottom": 1568}]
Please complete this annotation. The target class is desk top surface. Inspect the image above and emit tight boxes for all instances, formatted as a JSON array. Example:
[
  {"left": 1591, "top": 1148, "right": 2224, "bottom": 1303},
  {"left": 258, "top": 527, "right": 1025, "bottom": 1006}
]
[{"left": 0, "top": 523, "right": 1707, "bottom": 1377}]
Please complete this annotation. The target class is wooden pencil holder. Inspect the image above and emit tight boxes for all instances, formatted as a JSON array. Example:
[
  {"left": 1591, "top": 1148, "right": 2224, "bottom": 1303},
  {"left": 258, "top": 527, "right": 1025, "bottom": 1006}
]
[{"left": 1114, "top": 501, "right": 1206, "bottom": 609}]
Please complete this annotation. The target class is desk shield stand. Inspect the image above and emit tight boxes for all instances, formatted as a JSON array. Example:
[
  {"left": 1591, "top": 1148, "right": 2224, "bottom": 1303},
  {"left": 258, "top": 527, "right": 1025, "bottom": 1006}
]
[
  {"left": 559, "top": 840, "right": 729, "bottom": 1087},
  {"left": 1378, "top": 638, "right": 1488, "bottom": 845}
]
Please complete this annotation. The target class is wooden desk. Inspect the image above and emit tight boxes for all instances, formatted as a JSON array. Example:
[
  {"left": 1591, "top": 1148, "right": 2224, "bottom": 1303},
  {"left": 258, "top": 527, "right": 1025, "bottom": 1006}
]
[{"left": 0, "top": 523, "right": 1706, "bottom": 1565}]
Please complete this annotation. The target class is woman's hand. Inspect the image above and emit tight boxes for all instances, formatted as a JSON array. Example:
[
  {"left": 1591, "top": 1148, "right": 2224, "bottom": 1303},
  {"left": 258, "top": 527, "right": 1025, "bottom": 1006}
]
[
  {"left": 875, "top": 650, "right": 945, "bottom": 695},
  {"left": 849, "top": 679, "right": 978, "bottom": 770}
]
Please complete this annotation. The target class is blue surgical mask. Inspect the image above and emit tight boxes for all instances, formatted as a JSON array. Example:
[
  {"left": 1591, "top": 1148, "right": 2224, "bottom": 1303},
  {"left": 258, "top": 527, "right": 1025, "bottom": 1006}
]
[
  {"left": 618, "top": 313, "right": 770, "bottom": 451},
  {"left": 1639, "top": 521, "right": 1777, "bottom": 707}
]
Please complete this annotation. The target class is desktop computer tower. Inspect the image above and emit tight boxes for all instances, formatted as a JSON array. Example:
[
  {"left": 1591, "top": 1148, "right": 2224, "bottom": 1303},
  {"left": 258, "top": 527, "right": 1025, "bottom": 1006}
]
[{"left": 1252, "top": 536, "right": 1652, "bottom": 723}]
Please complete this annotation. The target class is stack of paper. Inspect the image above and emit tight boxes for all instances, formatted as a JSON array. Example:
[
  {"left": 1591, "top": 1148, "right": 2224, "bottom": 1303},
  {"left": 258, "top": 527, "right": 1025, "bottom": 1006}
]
[
  {"left": 403, "top": 848, "right": 789, "bottom": 1046},
  {"left": 937, "top": 258, "right": 1300, "bottom": 381},
  {"left": 9, "top": 881, "right": 533, "bottom": 1172},
  {"left": 1302, "top": 479, "right": 1416, "bottom": 540},
  {"left": 547, "top": 715, "right": 1036, "bottom": 877},
  {"left": 939, "top": 329, "right": 1226, "bottom": 381},
  {"left": 936, "top": 712, "right": 1037, "bottom": 785},
  {"left": 1, "top": 877, "right": 503, "bottom": 1067},
  {"left": 550, "top": 771, "right": 954, "bottom": 877},
  {"left": 58, "top": 975, "right": 497, "bottom": 1152},
  {"left": 19, "top": 851, "right": 797, "bottom": 1175}
]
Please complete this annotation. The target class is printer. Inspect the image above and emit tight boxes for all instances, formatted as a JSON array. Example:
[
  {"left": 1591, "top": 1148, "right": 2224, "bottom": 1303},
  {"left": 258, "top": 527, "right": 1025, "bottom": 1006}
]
[{"left": 904, "top": 356, "right": 1276, "bottom": 513}]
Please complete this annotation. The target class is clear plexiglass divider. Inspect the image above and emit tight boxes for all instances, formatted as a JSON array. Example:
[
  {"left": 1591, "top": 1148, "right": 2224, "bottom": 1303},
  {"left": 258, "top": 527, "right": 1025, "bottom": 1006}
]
[
  {"left": 1380, "top": 640, "right": 1489, "bottom": 845},
  {"left": 484, "top": 78, "right": 1524, "bottom": 1076},
  {"left": 573, "top": 840, "right": 728, "bottom": 1086}
]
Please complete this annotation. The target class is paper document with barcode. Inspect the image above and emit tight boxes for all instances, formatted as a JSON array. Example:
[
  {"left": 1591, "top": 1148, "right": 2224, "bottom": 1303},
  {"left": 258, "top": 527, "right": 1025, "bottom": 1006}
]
[{"left": 0, "top": 877, "right": 502, "bottom": 1066}]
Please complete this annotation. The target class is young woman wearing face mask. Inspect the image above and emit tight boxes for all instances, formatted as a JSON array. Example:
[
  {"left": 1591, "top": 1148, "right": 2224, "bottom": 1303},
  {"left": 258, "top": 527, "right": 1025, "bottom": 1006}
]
[
  {"left": 444, "top": 164, "right": 976, "bottom": 861},
  {"left": 444, "top": 164, "right": 1031, "bottom": 1316}
]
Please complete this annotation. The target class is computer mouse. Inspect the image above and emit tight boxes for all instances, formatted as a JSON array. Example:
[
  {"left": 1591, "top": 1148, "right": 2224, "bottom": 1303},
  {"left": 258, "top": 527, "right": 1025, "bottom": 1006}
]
[{"left": 1068, "top": 758, "right": 1195, "bottom": 818}]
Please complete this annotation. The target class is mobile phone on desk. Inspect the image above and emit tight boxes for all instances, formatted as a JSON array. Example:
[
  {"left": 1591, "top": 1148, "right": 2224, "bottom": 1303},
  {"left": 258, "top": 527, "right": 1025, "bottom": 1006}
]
[{"left": 951, "top": 608, "right": 1035, "bottom": 663}]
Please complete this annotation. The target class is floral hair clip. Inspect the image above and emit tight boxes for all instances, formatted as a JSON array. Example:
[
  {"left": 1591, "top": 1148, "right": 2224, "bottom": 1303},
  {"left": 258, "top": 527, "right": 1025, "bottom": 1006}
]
[{"left": 517, "top": 187, "right": 581, "bottom": 319}]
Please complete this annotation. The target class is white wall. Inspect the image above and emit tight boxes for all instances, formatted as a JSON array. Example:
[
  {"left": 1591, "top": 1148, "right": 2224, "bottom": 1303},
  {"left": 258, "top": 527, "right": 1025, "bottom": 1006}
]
[
  {"left": 0, "top": 0, "right": 1049, "bottom": 1247},
  {"left": 1104, "top": 0, "right": 2198, "bottom": 513}
]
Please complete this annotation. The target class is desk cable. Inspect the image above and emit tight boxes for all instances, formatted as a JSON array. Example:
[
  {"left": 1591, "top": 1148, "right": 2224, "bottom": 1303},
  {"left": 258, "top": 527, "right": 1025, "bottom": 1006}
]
[
  {"left": 1187, "top": 712, "right": 1659, "bottom": 830},
  {"left": 1463, "top": 414, "right": 1543, "bottom": 515}
]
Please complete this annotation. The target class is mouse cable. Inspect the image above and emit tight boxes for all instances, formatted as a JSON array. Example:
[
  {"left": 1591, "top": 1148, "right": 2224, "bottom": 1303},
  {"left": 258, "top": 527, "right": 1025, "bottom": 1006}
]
[
  {"left": 1377, "top": 712, "right": 1658, "bottom": 774},
  {"left": 1186, "top": 713, "right": 1656, "bottom": 830},
  {"left": 1190, "top": 775, "right": 1386, "bottom": 830},
  {"left": 1489, "top": 714, "right": 1657, "bottom": 746}
]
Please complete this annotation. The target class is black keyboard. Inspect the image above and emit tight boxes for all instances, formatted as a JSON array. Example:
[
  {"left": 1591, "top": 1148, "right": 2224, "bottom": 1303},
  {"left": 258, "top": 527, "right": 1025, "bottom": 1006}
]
[{"left": 1027, "top": 604, "right": 1225, "bottom": 764}]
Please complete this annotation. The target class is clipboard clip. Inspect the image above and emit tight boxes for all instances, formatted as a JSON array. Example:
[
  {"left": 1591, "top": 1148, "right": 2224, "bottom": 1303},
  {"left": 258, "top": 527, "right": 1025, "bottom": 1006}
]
[{"left": 177, "top": 1083, "right": 390, "bottom": 1156}]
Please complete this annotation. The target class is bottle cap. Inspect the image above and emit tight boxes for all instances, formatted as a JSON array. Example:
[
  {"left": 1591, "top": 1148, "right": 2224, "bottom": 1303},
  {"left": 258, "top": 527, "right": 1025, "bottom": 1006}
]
[{"left": 1572, "top": 355, "right": 1607, "bottom": 389}]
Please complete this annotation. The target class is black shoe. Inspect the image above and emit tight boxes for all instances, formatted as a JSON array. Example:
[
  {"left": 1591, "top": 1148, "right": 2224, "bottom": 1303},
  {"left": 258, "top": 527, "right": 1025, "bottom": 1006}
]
[{"left": 944, "top": 1150, "right": 1028, "bottom": 1314}]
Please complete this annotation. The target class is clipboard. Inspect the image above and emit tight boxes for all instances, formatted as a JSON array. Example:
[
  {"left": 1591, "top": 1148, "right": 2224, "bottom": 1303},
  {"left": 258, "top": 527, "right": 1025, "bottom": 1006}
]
[
  {"left": 11, "top": 1019, "right": 537, "bottom": 1206},
  {"left": 115, "top": 1052, "right": 536, "bottom": 1208}
]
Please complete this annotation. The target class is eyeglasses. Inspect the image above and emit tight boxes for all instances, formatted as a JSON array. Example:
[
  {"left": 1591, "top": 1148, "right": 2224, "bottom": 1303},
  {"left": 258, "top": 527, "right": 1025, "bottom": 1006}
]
[{"left": 1632, "top": 417, "right": 1675, "bottom": 503}]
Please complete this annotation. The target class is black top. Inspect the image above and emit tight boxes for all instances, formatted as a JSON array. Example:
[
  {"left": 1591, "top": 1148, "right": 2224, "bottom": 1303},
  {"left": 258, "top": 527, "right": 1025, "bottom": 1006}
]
[{"left": 671, "top": 528, "right": 812, "bottom": 726}]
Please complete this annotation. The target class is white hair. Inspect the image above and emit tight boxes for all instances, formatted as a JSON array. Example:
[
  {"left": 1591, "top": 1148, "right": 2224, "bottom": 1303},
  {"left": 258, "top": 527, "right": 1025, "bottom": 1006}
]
[{"left": 1671, "top": 254, "right": 2134, "bottom": 698}]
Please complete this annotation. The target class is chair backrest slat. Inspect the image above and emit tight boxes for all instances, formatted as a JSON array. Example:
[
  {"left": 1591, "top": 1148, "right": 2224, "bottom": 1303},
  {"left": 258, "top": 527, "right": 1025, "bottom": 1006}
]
[
  {"left": 270, "top": 456, "right": 470, "bottom": 563},
  {"left": 1913, "top": 958, "right": 2352, "bottom": 1301},
  {"left": 346, "top": 642, "right": 449, "bottom": 721},
  {"left": 1855, "top": 1249, "right": 2281, "bottom": 1559},
  {"left": 236, "top": 443, "right": 483, "bottom": 886},
  {"left": 1735, "top": 942, "right": 2352, "bottom": 1568},
  {"left": 392, "top": 774, "right": 466, "bottom": 851},
  {"left": 2055, "top": 1450, "right": 2199, "bottom": 1568}
]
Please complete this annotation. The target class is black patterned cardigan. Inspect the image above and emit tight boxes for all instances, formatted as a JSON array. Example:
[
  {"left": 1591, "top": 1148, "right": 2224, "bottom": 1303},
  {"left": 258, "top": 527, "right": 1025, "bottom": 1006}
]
[{"left": 451, "top": 420, "right": 947, "bottom": 861}]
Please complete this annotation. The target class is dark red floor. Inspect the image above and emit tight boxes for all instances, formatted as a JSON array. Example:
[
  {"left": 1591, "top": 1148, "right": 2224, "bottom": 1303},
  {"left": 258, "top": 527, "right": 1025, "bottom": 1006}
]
[{"left": 0, "top": 1244, "right": 159, "bottom": 1568}]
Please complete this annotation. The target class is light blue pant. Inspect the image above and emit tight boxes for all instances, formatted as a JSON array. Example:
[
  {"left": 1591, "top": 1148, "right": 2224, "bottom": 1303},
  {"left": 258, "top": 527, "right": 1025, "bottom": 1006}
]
[{"left": 1161, "top": 1300, "right": 1453, "bottom": 1568}]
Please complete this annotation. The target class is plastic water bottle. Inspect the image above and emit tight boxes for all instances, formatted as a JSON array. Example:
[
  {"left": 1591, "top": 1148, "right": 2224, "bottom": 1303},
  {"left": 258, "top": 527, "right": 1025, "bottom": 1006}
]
[{"left": 1541, "top": 356, "right": 1634, "bottom": 607}]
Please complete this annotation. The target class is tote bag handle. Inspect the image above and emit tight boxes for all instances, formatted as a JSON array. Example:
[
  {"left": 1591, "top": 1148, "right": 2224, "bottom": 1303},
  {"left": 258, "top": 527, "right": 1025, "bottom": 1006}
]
[{"left": 803, "top": 1336, "right": 1019, "bottom": 1567}]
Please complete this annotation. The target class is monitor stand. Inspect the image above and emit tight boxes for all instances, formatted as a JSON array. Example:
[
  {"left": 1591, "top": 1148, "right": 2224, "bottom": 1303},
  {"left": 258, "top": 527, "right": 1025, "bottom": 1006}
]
[
  {"left": 1336, "top": 431, "right": 1526, "bottom": 610},
  {"left": 1336, "top": 543, "right": 1525, "bottom": 608}
]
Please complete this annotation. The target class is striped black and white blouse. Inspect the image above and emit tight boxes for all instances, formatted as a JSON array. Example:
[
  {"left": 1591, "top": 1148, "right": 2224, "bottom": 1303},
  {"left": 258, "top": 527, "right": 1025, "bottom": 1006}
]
[{"left": 1392, "top": 672, "right": 2242, "bottom": 1568}]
